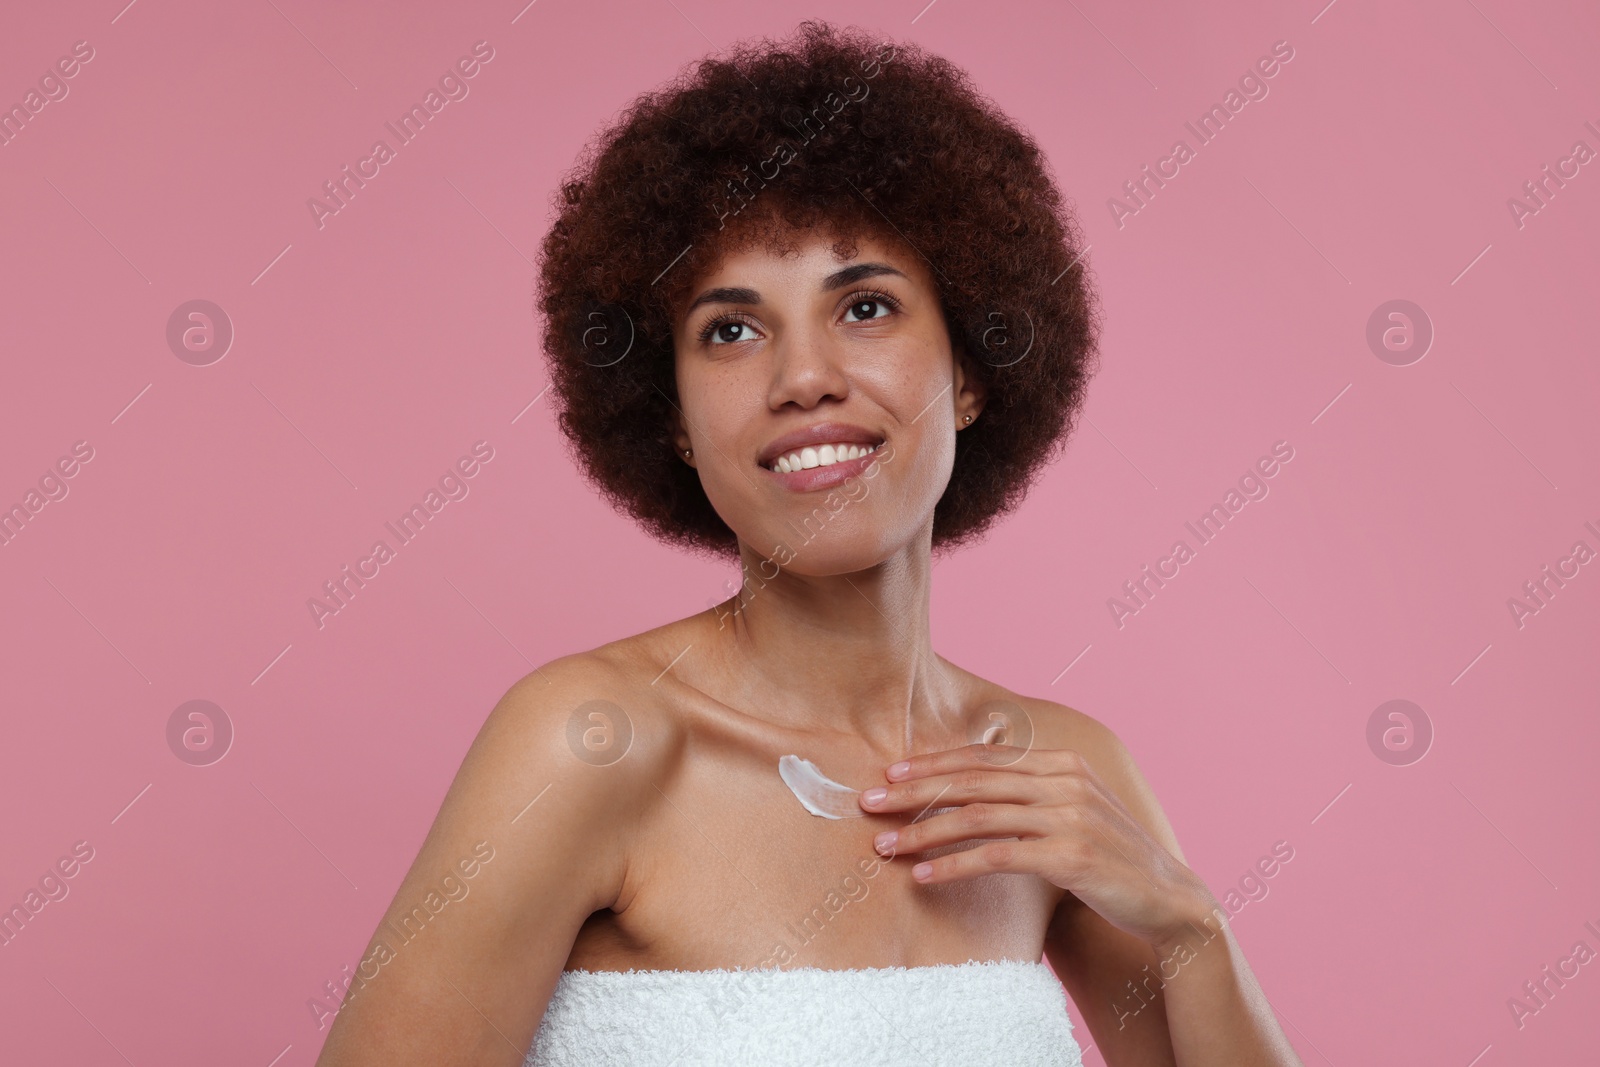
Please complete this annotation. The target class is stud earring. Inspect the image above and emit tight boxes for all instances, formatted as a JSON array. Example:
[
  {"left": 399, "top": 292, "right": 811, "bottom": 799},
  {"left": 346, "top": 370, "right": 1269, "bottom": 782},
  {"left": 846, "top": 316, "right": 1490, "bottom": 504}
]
[
  {"left": 684, "top": 449, "right": 693, "bottom": 458},
  {"left": 963, "top": 414, "right": 973, "bottom": 424}
]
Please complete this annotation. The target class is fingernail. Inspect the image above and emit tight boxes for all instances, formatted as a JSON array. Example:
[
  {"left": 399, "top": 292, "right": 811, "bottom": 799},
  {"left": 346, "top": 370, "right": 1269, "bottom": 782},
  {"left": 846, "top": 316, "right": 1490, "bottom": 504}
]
[
  {"left": 862, "top": 787, "right": 887, "bottom": 805},
  {"left": 874, "top": 830, "right": 898, "bottom": 854},
  {"left": 887, "top": 761, "right": 911, "bottom": 779},
  {"left": 912, "top": 862, "right": 933, "bottom": 880}
]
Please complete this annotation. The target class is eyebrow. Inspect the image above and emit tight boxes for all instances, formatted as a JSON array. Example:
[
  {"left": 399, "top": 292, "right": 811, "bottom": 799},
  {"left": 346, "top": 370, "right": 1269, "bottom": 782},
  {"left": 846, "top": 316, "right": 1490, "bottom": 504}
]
[{"left": 683, "top": 262, "right": 908, "bottom": 314}]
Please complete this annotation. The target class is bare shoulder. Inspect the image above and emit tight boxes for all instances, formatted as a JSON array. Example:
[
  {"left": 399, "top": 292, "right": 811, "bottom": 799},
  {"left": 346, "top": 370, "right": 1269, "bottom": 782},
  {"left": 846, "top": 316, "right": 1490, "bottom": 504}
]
[
  {"left": 1003, "top": 688, "right": 1188, "bottom": 866},
  {"left": 482, "top": 641, "right": 687, "bottom": 815},
  {"left": 312, "top": 640, "right": 690, "bottom": 1063},
  {"left": 487, "top": 613, "right": 703, "bottom": 759},
  {"left": 486, "top": 643, "right": 679, "bottom": 766},
  {"left": 451, "top": 634, "right": 691, "bottom": 905},
  {"left": 406, "top": 645, "right": 683, "bottom": 924}
]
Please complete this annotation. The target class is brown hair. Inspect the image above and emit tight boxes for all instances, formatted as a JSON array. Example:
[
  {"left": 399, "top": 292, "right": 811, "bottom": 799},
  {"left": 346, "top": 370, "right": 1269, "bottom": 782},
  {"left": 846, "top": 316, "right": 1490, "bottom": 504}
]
[{"left": 537, "top": 20, "right": 1101, "bottom": 559}]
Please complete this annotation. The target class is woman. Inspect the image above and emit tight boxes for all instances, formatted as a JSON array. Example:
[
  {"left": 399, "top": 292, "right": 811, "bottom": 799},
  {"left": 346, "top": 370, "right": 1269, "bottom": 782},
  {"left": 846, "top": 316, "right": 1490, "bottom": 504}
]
[{"left": 316, "top": 22, "right": 1303, "bottom": 1067}]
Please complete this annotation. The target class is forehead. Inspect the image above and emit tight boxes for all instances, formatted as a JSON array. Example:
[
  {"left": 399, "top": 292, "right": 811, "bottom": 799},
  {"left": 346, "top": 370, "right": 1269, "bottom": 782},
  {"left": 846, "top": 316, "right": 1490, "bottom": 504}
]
[{"left": 680, "top": 216, "right": 931, "bottom": 300}]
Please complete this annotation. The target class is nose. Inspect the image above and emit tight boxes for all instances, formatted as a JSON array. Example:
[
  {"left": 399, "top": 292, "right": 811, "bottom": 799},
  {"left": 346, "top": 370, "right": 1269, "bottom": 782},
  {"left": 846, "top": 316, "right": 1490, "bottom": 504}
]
[{"left": 766, "top": 323, "right": 850, "bottom": 411}]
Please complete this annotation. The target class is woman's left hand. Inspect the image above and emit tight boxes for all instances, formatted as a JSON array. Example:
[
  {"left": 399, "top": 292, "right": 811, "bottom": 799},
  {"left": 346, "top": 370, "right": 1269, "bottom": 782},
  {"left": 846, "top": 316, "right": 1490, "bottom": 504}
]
[{"left": 859, "top": 743, "right": 1216, "bottom": 952}]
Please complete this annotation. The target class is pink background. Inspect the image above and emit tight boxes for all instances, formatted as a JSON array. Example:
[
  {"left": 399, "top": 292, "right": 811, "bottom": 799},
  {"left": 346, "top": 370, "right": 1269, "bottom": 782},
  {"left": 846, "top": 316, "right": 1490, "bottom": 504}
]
[{"left": 2, "top": 0, "right": 1597, "bottom": 1063}]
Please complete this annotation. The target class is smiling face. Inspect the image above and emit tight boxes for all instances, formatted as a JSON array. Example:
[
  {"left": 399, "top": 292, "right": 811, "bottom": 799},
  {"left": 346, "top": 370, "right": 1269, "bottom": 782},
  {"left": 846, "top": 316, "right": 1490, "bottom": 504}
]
[{"left": 668, "top": 224, "right": 985, "bottom": 574}]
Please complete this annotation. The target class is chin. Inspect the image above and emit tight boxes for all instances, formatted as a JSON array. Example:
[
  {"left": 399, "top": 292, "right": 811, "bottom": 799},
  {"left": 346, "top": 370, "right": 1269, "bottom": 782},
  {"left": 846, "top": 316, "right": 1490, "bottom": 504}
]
[{"left": 755, "top": 518, "right": 908, "bottom": 576}]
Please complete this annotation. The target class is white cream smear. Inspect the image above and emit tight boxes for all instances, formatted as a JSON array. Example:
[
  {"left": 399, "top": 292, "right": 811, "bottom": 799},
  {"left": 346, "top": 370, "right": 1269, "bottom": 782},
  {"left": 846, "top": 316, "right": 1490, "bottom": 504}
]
[{"left": 778, "top": 754, "right": 866, "bottom": 819}]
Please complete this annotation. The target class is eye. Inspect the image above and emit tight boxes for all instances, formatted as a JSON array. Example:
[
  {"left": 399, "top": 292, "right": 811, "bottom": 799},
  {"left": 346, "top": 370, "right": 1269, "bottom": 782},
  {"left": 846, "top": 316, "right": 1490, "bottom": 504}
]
[
  {"left": 842, "top": 290, "right": 899, "bottom": 323},
  {"left": 698, "top": 314, "right": 761, "bottom": 346}
]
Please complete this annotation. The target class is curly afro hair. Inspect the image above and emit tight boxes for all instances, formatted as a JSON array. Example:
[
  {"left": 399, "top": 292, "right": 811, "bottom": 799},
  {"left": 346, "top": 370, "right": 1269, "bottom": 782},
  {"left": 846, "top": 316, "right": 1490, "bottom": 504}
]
[{"left": 537, "top": 20, "right": 1101, "bottom": 560}]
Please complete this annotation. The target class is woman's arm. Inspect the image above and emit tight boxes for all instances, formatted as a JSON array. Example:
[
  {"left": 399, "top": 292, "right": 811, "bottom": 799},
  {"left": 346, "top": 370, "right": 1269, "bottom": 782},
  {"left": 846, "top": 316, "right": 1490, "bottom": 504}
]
[
  {"left": 1041, "top": 717, "right": 1303, "bottom": 1067},
  {"left": 314, "top": 656, "right": 662, "bottom": 1066}
]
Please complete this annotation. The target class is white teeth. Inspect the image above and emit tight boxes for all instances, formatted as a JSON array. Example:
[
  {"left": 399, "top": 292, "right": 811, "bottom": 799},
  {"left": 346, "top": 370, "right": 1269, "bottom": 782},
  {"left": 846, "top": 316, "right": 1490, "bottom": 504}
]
[{"left": 767, "top": 442, "right": 879, "bottom": 472}]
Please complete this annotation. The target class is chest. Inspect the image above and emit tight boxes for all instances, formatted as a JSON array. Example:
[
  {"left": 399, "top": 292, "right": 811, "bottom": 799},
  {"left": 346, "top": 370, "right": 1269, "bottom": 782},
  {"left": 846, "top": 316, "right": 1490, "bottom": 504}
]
[{"left": 570, "top": 751, "right": 1061, "bottom": 970}]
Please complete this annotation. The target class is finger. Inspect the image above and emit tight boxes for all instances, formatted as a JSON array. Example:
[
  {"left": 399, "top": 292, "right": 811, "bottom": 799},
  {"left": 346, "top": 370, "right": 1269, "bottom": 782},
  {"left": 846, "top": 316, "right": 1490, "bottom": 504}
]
[
  {"left": 886, "top": 743, "right": 1083, "bottom": 782},
  {"left": 909, "top": 839, "right": 1053, "bottom": 884},
  {"left": 858, "top": 766, "right": 1048, "bottom": 815},
  {"left": 874, "top": 802, "right": 1054, "bottom": 858}
]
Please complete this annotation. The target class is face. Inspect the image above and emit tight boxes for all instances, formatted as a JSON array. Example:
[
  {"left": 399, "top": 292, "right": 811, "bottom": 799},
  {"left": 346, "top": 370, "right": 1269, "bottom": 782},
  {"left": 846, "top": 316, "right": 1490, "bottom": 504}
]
[{"left": 669, "top": 226, "right": 985, "bottom": 574}]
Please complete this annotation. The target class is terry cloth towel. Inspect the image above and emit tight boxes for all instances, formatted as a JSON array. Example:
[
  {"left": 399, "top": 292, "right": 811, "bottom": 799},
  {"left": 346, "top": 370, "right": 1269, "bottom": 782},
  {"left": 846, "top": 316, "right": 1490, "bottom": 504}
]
[{"left": 523, "top": 958, "right": 1084, "bottom": 1066}]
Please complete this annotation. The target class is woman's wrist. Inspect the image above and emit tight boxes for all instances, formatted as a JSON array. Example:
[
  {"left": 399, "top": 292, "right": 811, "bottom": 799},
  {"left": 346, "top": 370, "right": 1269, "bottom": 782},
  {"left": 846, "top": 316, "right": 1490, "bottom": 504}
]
[{"left": 1149, "top": 878, "right": 1228, "bottom": 961}]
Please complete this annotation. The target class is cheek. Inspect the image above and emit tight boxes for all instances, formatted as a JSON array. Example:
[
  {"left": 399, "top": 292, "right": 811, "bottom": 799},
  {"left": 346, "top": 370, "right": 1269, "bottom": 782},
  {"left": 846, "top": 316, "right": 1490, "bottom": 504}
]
[
  {"left": 837, "top": 421, "right": 956, "bottom": 531},
  {"left": 695, "top": 461, "right": 755, "bottom": 533},
  {"left": 676, "top": 364, "right": 742, "bottom": 461},
  {"left": 677, "top": 374, "right": 767, "bottom": 521},
  {"left": 895, "top": 424, "right": 959, "bottom": 510},
  {"left": 843, "top": 359, "right": 961, "bottom": 526}
]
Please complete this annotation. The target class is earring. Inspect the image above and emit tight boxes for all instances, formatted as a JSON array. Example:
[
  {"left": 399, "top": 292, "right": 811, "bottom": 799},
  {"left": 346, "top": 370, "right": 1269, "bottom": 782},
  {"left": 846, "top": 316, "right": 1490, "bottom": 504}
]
[
  {"left": 963, "top": 414, "right": 973, "bottom": 424},
  {"left": 684, "top": 449, "right": 693, "bottom": 458}
]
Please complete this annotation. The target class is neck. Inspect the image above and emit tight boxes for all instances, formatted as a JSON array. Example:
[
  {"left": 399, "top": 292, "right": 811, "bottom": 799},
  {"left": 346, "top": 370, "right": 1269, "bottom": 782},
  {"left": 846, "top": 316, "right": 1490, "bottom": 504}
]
[{"left": 706, "top": 530, "right": 960, "bottom": 757}]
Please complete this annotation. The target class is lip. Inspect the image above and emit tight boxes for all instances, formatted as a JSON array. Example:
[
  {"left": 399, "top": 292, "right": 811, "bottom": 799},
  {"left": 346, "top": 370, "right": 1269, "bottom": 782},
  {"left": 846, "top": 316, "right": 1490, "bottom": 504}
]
[
  {"left": 758, "top": 421, "right": 883, "bottom": 468},
  {"left": 761, "top": 444, "right": 886, "bottom": 493}
]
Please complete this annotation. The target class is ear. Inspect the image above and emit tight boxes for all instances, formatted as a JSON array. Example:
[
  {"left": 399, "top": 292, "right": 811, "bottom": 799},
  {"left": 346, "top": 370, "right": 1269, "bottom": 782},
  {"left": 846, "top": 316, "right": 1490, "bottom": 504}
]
[
  {"left": 668, "top": 412, "right": 694, "bottom": 466},
  {"left": 952, "top": 342, "right": 988, "bottom": 426}
]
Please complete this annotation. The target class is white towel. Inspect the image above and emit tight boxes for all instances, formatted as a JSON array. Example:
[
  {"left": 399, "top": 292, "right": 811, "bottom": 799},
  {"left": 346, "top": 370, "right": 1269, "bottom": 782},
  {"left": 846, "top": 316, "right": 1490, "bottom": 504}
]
[{"left": 524, "top": 958, "right": 1084, "bottom": 1066}]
